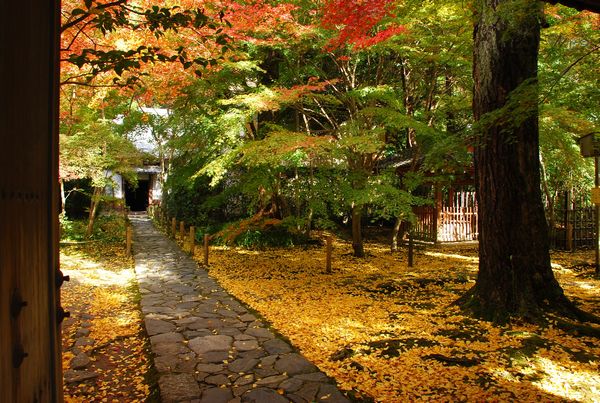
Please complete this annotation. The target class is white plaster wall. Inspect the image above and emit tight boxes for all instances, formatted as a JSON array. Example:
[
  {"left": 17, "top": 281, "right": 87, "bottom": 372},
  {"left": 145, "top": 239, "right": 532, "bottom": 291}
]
[
  {"left": 151, "top": 174, "right": 163, "bottom": 202},
  {"left": 105, "top": 171, "right": 124, "bottom": 199}
]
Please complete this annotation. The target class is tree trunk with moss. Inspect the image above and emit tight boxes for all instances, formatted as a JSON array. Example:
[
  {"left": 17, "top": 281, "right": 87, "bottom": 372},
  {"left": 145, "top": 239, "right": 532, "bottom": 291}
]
[{"left": 459, "top": 0, "right": 574, "bottom": 322}]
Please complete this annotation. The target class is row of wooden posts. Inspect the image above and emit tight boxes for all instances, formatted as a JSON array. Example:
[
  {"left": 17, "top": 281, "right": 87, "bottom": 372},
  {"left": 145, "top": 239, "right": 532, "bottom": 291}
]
[
  {"left": 168, "top": 217, "right": 210, "bottom": 266},
  {"left": 145, "top": 205, "right": 210, "bottom": 265},
  {"left": 147, "top": 205, "right": 335, "bottom": 271},
  {"left": 143, "top": 205, "right": 414, "bottom": 271}
]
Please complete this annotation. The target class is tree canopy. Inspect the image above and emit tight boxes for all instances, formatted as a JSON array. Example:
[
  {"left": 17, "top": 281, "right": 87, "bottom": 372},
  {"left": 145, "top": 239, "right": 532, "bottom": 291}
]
[{"left": 60, "top": 0, "right": 599, "bottom": 322}]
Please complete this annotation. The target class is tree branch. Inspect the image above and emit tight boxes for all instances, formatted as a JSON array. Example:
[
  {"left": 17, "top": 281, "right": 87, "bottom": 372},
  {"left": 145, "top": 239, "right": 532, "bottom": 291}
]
[
  {"left": 61, "top": 0, "right": 128, "bottom": 33},
  {"left": 541, "top": 44, "right": 600, "bottom": 104},
  {"left": 59, "top": 79, "right": 122, "bottom": 88}
]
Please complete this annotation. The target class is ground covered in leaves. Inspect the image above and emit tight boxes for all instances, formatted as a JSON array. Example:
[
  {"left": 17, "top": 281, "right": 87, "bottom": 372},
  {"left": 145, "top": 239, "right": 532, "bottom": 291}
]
[
  {"left": 201, "top": 237, "right": 600, "bottom": 402},
  {"left": 60, "top": 242, "right": 156, "bottom": 402}
]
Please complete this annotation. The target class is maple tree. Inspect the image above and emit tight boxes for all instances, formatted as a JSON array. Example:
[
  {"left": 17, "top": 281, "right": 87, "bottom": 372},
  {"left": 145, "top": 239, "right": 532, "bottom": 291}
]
[
  {"left": 55, "top": 0, "right": 600, "bottom": 400},
  {"left": 60, "top": 0, "right": 599, "bottom": 322},
  {"left": 59, "top": 90, "right": 143, "bottom": 236},
  {"left": 59, "top": 0, "right": 231, "bottom": 235},
  {"left": 160, "top": 0, "right": 475, "bottom": 258},
  {"left": 538, "top": 6, "right": 599, "bottom": 237}
]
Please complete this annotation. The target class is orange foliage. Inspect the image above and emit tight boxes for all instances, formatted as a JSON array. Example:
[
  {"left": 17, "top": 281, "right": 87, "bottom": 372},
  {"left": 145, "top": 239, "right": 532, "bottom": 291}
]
[
  {"left": 218, "top": 0, "right": 311, "bottom": 45},
  {"left": 321, "top": 0, "right": 406, "bottom": 50},
  {"left": 60, "top": 0, "right": 312, "bottom": 97},
  {"left": 276, "top": 78, "right": 339, "bottom": 103}
]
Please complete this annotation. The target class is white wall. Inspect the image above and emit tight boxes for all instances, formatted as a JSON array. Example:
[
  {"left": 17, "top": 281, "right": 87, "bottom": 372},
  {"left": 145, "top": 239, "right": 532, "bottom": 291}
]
[
  {"left": 105, "top": 171, "right": 124, "bottom": 199},
  {"left": 151, "top": 174, "right": 163, "bottom": 202}
]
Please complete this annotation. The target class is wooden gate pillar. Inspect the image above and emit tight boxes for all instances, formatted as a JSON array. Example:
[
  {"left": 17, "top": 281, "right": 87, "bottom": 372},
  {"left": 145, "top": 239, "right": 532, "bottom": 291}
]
[{"left": 0, "top": 0, "right": 62, "bottom": 401}]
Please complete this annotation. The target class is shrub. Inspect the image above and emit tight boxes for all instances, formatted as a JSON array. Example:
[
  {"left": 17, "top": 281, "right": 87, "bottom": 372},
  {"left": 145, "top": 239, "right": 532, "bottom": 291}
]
[
  {"left": 60, "top": 213, "right": 126, "bottom": 243},
  {"left": 215, "top": 214, "right": 310, "bottom": 249}
]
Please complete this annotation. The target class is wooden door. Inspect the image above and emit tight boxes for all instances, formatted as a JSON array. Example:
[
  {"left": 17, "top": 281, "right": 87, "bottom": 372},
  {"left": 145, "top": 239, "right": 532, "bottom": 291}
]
[{"left": 0, "top": 0, "right": 62, "bottom": 401}]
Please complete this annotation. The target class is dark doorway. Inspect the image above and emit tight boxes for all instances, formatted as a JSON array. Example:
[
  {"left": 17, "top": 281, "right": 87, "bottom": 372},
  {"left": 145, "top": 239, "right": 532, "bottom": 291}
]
[
  {"left": 125, "top": 180, "right": 150, "bottom": 211},
  {"left": 64, "top": 178, "right": 92, "bottom": 219}
]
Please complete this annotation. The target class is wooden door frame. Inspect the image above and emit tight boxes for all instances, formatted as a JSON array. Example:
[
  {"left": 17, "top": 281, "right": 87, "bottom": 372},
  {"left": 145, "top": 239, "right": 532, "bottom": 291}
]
[{"left": 1, "top": 0, "right": 62, "bottom": 401}]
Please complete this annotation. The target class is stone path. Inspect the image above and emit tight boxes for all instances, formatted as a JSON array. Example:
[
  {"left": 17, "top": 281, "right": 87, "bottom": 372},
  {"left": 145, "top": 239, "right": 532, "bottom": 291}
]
[{"left": 131, "top": 216, "right": 350, "bottom": 403}]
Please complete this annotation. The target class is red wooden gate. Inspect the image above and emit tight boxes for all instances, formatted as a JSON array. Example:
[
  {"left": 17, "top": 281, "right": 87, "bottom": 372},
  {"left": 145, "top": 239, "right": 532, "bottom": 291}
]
[{"left": 413, "top": 190, "right": 478, "bottom": 243}]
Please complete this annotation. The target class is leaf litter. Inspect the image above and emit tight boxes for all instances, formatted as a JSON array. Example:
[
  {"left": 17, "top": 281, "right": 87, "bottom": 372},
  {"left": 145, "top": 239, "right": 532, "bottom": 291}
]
[
  {"left": 60, "top": 243, "right": 155, "bottom": 402},
  {"left": 198, "top": 238, "right": 600, "bottom": 402}
]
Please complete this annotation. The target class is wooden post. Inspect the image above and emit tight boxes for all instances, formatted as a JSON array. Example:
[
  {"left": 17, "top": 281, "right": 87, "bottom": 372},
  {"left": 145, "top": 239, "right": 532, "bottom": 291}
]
[
  {"left": 408, "top": 231, "right": 414, "bottom": 267},
  {"left": 126, "top": 226, "right": 132, "bottom": 256},
  {"left": 434, "top": 185, "right": 442, "bottom": 242},
  {"left": 189, "top": 226, "right": 195, "bottom": 255},
  {"left": 171, "top": 217, "right": 176, "bottom": 238},
  {"left": 179, "top": 220, "right": 185, "bottom": 240},
  {"left": 326, "top": 236, "right": 332, "bottom": 273},
  {"left": 565, "top": 191, "right": 573, "bottom": 250},
  {"left": 203, "top": 234, "right": 209, "bottom": 266},
  {"left": 594, "top": 156, "right": 600, "bottom": 277}
]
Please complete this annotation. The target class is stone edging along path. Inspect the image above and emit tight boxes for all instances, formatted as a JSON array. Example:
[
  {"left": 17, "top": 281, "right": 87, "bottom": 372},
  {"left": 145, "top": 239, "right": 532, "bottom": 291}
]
[{"left": 130, "top": 216, "right": 350, "bottom": 403}]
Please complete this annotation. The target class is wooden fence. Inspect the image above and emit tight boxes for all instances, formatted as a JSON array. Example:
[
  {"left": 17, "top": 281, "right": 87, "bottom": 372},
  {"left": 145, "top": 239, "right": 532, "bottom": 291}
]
[
  {"left": 412, "top": 199, "right": 595, "bottom": 248},
  {"left": 550, "top": 206, "right": 596, "bottom": 250},
  {"left": 412, "top": 206, "right": 437, "bottom": 242},
  {"left": 413, "top": 206, "right": 479, "bottom": 243},
  {"left": 413, "top": 190, "right": 479, "bottom": 243},
  {"left": 438, "top": 206, "right": 478, "bottom": 242}
]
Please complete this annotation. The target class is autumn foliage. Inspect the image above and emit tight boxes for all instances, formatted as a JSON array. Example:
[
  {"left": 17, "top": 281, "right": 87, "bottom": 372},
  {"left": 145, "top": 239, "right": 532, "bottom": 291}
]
[
  {"left": 58, "top": 0, "right": 600, "bottom": 401},
  {"left": 321, "top": 0, "right": 406, "bottom": 49}
]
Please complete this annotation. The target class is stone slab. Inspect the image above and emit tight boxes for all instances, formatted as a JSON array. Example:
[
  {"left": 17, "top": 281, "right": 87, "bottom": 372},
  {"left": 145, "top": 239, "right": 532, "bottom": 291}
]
[
  {"left": 159, "top": 373, "right": 201, "bottom": 402},
  {"left": 189, "top": 335, "right": 233, "bottom": 354},
  {"left": 145, "top": 318, "right": 176, "bottom": 336}
]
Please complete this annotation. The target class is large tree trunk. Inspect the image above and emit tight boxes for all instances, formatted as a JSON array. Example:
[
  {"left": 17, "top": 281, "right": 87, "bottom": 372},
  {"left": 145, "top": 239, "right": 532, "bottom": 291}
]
[{"left": 459, "top": 0, "right": 570, "bottom": 322}]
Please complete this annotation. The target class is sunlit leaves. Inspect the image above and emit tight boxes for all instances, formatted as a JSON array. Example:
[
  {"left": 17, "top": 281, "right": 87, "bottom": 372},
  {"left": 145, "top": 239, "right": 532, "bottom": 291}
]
[
  {"left": 538, "top": 4, "right": 600, "bottom": 204},
  {"left": 239, "top": 128, "right": 332, "bottom": 167},
  {"left": 205, "top": 242, "right": 600, "bottom": 401},
  {"left": 61, "top": 240, "right": 151, "bottom": 402},
  {"left": 59, "top": 98, "right": 143, "bottom": 187},
  {"left": 61, "top": 0, "right": 230, "bottom": 87}
]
